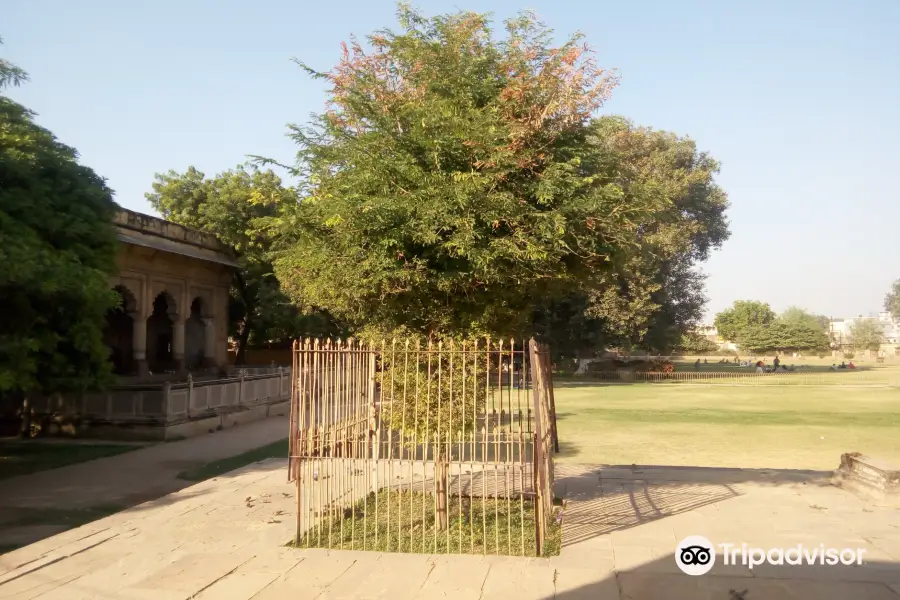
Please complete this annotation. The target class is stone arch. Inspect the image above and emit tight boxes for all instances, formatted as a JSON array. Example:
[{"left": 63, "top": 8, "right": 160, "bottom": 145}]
[
  {"left": 146, "top": 292, "right": 177, "bottom": 373},
  {"left": 103, "top": 286, "right": 137, "bottom": 375},
  {"left": 185, "top": 297, "right": 209, "bottom": 370}
]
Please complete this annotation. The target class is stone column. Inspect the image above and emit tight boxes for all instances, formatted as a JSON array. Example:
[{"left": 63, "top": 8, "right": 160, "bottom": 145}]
[
  {"left": 133, "top": 315, "right": 148, "bottom": 377},
  {"left": 173, "top": 317, "right": 185, "bottom": 374},
  {"left": 203, "top": 317, "right": 217, "bottom": 369}
]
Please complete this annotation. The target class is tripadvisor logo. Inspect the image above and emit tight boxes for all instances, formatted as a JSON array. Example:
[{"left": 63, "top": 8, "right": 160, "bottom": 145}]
[
  {"left": 675, "top": 536, "right": 868, "bottom": 575},
  {"left": 676, "top": 536, "right": 716, "bottom": 576}
]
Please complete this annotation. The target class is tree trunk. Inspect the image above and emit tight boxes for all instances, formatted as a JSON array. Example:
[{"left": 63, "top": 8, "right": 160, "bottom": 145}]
[
  {"left": 436, "top": 448, "right": 449, "bottom": 532},
  {"left": 19, "top": 396, "right": 32, "bottom": 439},
  {"left": 235, "top": 319, "right": 251, "bottom": 365}
]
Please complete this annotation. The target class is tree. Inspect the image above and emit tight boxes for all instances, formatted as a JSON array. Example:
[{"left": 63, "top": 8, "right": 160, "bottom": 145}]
[
  {"left": 676, "top": 332, "right": 718, "bottom": 354},
  {"left": 885, "top": 280, "right": 900, "bottom": 321},
  {"left": 1, "top": 48, "right": 118, "bottom": 435},
  {"left": 714, "top": 301, "right": 776, "bottom": 343},
  {"left": 268, "top": 8, "right": 728, "bottom": 352},
  {"left": 0, "top": 37, "right": 28, "bottom": 90},
  {"left": 269, "top": 5, "right": 641, "bottom": 339},
  {"left": 847, "top": 319, "right": 883, "bottom": 352},
  {"left": 146, "top": 165, "right": 343, "bottom": 362},
  {"left": 780, "top": 306, "right": 829, "bottom": 333}
]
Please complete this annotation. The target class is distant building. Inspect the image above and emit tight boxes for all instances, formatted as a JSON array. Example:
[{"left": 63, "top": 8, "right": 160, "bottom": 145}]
[{"left": 829, "top": 313, "right": 900, "bottom": 348}]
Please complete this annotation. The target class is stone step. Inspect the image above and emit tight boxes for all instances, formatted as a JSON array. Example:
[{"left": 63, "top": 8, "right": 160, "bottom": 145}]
[{"left": 832, "top": 452, "right": 900, "bottom": 507}]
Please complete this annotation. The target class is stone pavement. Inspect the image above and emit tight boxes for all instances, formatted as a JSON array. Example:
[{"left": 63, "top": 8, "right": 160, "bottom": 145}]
[
  {"left": 1, "top": 459, "right": 899, "bottom": 599},
  {"left": 0, "top": 415, "right": 288, "bottom": 549}
]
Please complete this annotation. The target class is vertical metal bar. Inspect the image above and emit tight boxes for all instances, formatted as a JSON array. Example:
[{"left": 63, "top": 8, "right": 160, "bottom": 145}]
[
  {"left": 468, "top": 340, "right": 476, "bottom": 555},
  {"left": 387, "top": 338, "right": 396, "bottom": 548},
  {"left": 483, "top": 337, "right": 489, "bottom": 552},
  {"left": 529, "top": 338, "right": 545, "bottom": 556},
  {"left": 399, "top": 339, "right": 409, "bottom": 551}
]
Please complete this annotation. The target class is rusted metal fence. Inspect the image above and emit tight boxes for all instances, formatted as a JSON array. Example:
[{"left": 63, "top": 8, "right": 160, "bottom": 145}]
[{"left": 288, "top": 338, "right": 558, "bottom": 556}]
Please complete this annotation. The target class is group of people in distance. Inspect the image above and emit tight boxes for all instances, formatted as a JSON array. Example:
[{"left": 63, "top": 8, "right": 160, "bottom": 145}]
[
  {"left": 830, "top": 361, "right": 855, "bottom": 371},
  {"left": 753, "top": 355, "right": 796, "bottom": 373},
  {"left": 692, "top": 355, "right": 858, "bottom": 373}
]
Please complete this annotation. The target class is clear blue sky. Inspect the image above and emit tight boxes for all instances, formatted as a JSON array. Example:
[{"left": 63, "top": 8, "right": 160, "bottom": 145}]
[{"left": 5, "top": 0, "right": 899, "bottom": 320}]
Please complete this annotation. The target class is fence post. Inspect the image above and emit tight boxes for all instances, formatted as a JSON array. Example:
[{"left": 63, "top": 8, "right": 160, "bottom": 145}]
[
  {"left": 528, "top": 338, "right": 546, "bottom": 556},
  {"left": 239, "top": 369, "right": 246, "bottom": 407},
  {"left": 368, "top": 344, "right": 379, "bottom": 492},
  {"left": 187, "top": 373, "right": 193, "bottom": 418}
]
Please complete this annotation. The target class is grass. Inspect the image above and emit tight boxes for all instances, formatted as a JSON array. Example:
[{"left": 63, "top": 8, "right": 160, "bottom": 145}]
[
  {"left": 176, "top": 438, "right": 289, "bottom": 481},
  {"left": 293, "top": 488, "right": 561, "bottom": 557},
  {"left": 553, "top": 381, "right": 900, "bottom": 470},
  {"left": 0, "top": 440, "right": 138, "bottom": 480}
]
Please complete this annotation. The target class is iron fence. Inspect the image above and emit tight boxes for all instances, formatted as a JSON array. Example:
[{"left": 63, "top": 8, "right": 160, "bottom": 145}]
[{"left": 288, "top": 337, "right": 558, "bottom": 556}]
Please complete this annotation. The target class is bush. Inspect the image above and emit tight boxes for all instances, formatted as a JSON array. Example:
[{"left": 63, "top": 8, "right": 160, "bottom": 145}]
[{"left": 843, "top": 351, "right": 855, "bottom": 360}]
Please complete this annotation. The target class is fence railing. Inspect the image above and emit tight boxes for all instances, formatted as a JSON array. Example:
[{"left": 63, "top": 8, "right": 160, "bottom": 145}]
[
  {"left": 25, "top": 368, "right": 292, "bottom": 423},
  {"left": 289, "top": 338, "right": 558, "bottom": 557},
  {"left": 566, "top": 369, "right": 898, "bottom": 386}
]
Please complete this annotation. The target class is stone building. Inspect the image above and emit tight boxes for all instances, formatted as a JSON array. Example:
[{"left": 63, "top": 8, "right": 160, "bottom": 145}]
[{"left": 104, "top": 208, "right": 237, "bottom": 377}]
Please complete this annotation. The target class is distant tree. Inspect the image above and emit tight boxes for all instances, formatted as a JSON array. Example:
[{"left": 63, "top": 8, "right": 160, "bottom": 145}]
[
  {"left": 146, "top": 165, "right": 342, "bottom": 362},
  {"left": 714, "top": 301, "right": 776, "bottom": 343},
  {"left": 1, "top": 48, "right": 118, "bottom": 435},
  {"left": 885, "top": 279, "right": 900, "bottom": 321},
  {"left": 780, "top": 306, "right": 829, "bottom": 333},
  {"left": 847, "top": 319, "right": 884, "bottom": 352},
  {"left": 736, "top": 321, "right": 828, "bottom": 354},
  {"left": 676, "top": 332, "right": 719, "bottom": 354}
]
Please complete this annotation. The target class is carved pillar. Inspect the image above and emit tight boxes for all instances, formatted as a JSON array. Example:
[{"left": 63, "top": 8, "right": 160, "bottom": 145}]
[
  {"left": 133, "top": 315, "right": 148, "bottom": 377},
  {"left": 173, "top": 318, "right": 185, "bottom": 374},
  {"left": 203, "top": 317, "right": 217, "bottom": 369}
]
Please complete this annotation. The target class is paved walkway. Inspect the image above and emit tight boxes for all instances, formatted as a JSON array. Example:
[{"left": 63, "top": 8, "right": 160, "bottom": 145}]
[
  {"left": 2, "top": 459, "right": 899, "bottom": 599},
  {"left": 0, "top": 416, "right": 288, "bottom": 549}
]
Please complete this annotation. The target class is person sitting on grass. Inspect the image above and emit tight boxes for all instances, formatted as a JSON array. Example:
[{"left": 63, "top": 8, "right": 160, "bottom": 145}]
[
  {"left": 694, "top": 358, "right": 701, "bottom": 370},
  {"left": 839, "top": 361, "right": 847, "bottom": 369},
  {"left": 848, "top": 361, "right": 856, "bottom": 369},
  {"left": 830, "top": 364, "right": 838, "bottom": 371}
]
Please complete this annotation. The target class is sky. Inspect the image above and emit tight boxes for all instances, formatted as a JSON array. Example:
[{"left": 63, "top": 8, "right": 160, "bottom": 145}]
[{"left": 5, "top": 0, "right": 899, "bottom": 321}]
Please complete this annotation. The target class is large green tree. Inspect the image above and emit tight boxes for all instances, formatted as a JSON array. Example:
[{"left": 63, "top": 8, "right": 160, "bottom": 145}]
[
  {"left": 885, "top": 279, "right": 900, "bottom": 321},
  {"left": 780, "top": 306, "right": 829, "bottom": 333},
  {"left": 268, "top": 6, "right": 727, "bottom": 346},
  {"left": 847, "top": 319, "right": 884, "bottom": 352},
  {"left": 737, "top": 321, "right": 829, "bottom": 354},
  {"left": 1, "top": 46, "right": 118, "bottom": 433},
  {"left": 146, "top": 165, "right": 342, "bottom": 362},
  {"left": 714, "top": 300, "right": 776, "bottom": 343}
]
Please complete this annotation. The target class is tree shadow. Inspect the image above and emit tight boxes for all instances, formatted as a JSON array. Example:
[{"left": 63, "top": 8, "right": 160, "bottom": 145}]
[{"left": 554, "top": 464, "right": 834, "bottom": 548}]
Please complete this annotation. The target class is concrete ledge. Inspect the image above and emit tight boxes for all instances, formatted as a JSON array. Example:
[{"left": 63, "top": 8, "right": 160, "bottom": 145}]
[{"left": 832, "top": 452, "right": 900, "bottom": 507}]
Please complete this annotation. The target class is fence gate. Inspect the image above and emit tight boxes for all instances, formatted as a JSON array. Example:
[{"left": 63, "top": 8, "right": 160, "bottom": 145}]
[{"left": 288, "top": 337, "right": 558, "bottom": 556}]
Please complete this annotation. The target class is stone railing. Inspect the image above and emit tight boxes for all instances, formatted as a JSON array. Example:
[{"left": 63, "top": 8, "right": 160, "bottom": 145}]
[
  {"left": 166, "top": 368, "right": 292, "bottom": 420},
  {"left": 26, "top": 368, "right": 292, "bottom": 424}
]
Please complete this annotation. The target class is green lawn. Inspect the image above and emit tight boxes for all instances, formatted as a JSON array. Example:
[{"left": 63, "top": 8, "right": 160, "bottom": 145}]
[
  {"left": 553, "top": 382, "right": 900, "bottom": 470},
  {"left": 177, "top": 438, "right": 288, "bottom": 481},
  {"left": 0, "top": 440, "right": 138, "bottom": 480}
]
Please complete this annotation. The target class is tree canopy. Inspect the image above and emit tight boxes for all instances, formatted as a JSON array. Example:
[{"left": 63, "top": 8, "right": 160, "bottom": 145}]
[
  {"left": 0, "top": 50, "right": 118, "bottom": 408},
  {"left": 885, "top": 279, "right": 900, "bottom": 321},
  {"left": 146, "top": 165, "right": 343, "bottom": 361},
  {"left": 847, "top": 319, "right": 884, "bottom": 352},
  {"left": 780, "top": 306, "right": 829, "bottom": 333},
  {"left": 736, "top": 321, "right": 830, "bottom": 354},
  {"left": 267, "top": 6, "right": 728, "bottom": 347},
  {"left": 713, "top": 300, "right": 776, "bottom": 343}
]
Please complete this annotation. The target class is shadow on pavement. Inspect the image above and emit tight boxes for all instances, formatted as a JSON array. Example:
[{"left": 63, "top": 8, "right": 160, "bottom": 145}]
[{"left": 555, "top": 465, "right": 834, "bottom": 548}]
